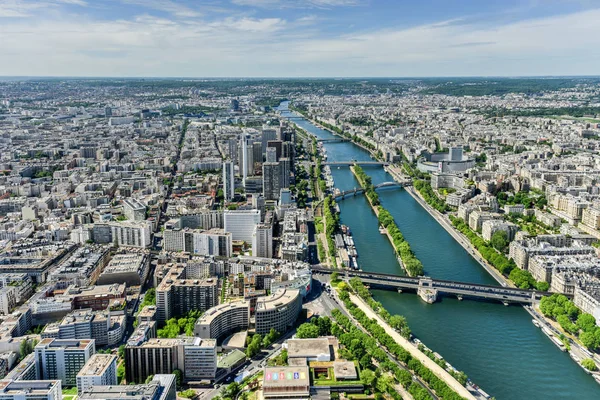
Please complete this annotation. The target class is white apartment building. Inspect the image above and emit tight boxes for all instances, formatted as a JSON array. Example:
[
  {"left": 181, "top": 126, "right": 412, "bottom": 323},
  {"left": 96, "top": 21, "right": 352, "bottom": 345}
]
[
  {"left": 223, "top": 210, "right": 260, "bottom": 243},
  {"left": 163, "top": 228, "right": 231, "bottom": 257},
  {"left": 110, "top": 221, "right": 151, "bottom": 248},
  {"left": 252, "top": 224, "right": 273, "bottom": 258},
  {"left": 34, "top": 338, "right": 95, "bottom": 387},
  {"left": 76, "top": 354, "right": 117, "bottom": 393},
  {"left": 0, "top": 287, "right": 17, "bottom": 315},
  {"left": 122, "top": 198, "right": 146, "bottom": 221},
  {"left": 0, "top": 380, "right": 62, "bottom": 400}
]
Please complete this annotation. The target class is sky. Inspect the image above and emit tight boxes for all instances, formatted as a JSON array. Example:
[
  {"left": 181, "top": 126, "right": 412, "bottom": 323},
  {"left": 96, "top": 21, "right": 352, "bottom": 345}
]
[{"left": 0, "top": 0, "right": 599, "bottom": 77}]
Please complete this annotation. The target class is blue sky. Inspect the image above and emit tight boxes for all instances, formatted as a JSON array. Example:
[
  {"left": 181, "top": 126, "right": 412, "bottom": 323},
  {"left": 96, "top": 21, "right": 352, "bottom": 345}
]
[{"left": 1, "top": 0, "right": 599, "bottom": 77}]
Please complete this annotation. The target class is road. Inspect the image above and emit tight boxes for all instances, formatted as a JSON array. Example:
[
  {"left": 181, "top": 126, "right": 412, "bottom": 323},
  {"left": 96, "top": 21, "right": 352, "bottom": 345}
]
[
  {"left": 202, "top": 328, "right": 297, "bottom": 399},
  {"left": 311, "top": 274, "right": 439, "bottom": 400},
  {"left": 349, "top": 292, "right": 477, "bottom": 400},
  {"left": 404, "top": 186, "right": 510, "bottom": 287}
]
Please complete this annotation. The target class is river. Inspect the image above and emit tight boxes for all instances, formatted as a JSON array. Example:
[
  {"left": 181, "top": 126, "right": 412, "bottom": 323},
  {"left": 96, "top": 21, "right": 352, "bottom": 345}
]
[{"left": 279, "top": 101, "right": 600, "bottom": 399}]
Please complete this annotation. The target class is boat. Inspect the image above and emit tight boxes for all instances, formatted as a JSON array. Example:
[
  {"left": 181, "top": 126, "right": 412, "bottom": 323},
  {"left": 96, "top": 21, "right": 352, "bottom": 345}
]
[
  {"left": 532, "top": 319, "right": 540, "bottom": 328},
  {"left": 379, "top": 226, "right": 386, "bottom": 234},
  {"left": 542, "top": 327, "right": 566, "bottom": 351}
]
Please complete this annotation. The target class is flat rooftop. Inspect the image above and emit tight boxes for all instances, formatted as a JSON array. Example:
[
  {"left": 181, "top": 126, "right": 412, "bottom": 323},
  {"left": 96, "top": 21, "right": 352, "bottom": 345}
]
[
  {"left": 263, "top": 366, "right": 310, "bottom": 388},
  {"left": 77, "top": 354, "right": 117, "bottom": 377},
  {"left": 0, "top": 380, "right": 60, "bottom": 394},
  {"left": 37, "top": 338, "right": 93, "bottom": 350},
  {"left": 287, "top": 338, "right": 331, "bottom": 359},
  {"left": 197, "top": 300, "right": 249, "bottom": 325},
  {"left": 255, "top": 288, "right": 299, "bottom": 312},
  {"left": 333, "top": 361, "right": 358, "bottom": 380}
]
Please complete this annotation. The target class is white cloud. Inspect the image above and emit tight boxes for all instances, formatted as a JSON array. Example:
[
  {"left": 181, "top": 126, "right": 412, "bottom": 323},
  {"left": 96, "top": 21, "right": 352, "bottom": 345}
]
[
  {"left": 231, "top": 0, "right": 362, "bottom": 9},
  {"left": 121, "top": 0, "right": 201, "bottom": 18},
  {"left": 1, "top": 7, "right": 599, "bottom": 77},
  {"left": 0, "top": 0, "right": 86, "bottom": 18}
]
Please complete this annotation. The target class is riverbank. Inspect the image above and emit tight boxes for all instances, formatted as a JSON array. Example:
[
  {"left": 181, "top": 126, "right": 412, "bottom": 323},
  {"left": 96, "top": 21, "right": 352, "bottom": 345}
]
[
  {"left": 404, "top": 184, "right": 512, "bottom": 287},
  {"left": 397, "top": 177, "right": 600, "bottom": 379},
  {"left": 349, "top": 293, "right": 478, "bottom": 400},
  {"left": 290, "top": 109, "right": 380, "bottom": 159}
]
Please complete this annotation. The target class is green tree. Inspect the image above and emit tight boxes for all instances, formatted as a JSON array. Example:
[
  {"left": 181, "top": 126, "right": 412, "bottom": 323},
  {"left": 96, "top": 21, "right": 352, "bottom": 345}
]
[
  {"left": 577, "top": 313, "right": 597, "bottom": 333},
  {"left": 490, "top": 230, "right": 509, "bottom": 252},
  {"left": 330, "top": 271, "right": 340, "bottom": 283},
  {"left": 179, "top": 389, "right": 197, "bottom": 399},
  {"left": 173, "top": 369, "right": 182, "bottom": 387},
  {"left": 296, "top": 322, "right": 320, "bottom": 338},
  {"left": 361, "top": 369, "right": 377, "bottom": 389},
  {"left": 580, "top": 330, "right": 599, "bottom": 350},
  {"left": 117, "top": 363, "right": 125, "bottom": 383},
  {"left": 311, "top": 316, "right": 332, "bottom": 336},
  {"left": 582, "top": 358, "right": 598, "bottom": 371},
  {"left": 18, "top": 338, "right": 38, "bottom": 361}
]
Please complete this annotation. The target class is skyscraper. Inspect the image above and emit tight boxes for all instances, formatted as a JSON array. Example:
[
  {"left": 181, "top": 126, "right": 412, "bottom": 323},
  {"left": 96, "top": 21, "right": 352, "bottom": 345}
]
[
  {"left": 240, "top": 134, "right": 253, "bottom": 185},
  {"left": 261, "top": 128, "right": 277, "bottom": 154},
  {"left": 222, "top": 161, "right": 234, "bottom": 201},
  {"left": 263, "top": 162, "right": 282, "bottom": 201},
  {"left": 252, "top": 142, "right": 263, "bottom": 174},
  {"left": 252, "top": 224, "right": 273, "bottom": 258},
  {"left": 266, "top": 147, "right": 277, "bottom": 163}
]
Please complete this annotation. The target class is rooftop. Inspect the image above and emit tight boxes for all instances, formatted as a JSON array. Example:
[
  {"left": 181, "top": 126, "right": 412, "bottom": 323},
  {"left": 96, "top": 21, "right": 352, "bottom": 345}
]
[
  {"left": 263, "top": 366, "right": 310, "bottom": 388},
  {"left": 255, "top": 288, "right": 300, "bottom": 312},
  {"left": 77, "top": 354, "right": 117, "bottom": 377},
  {"left": 287, "top": 338, "right": 331, "bottom": 359},
  {"left": 197, "top": 301, "right": 249, "bottom": 325}
]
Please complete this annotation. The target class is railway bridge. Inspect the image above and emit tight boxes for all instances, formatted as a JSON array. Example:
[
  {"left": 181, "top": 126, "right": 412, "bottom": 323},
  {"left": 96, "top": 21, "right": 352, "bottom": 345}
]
[{"left": 311, "top": 267, "right": 555, "bottom": 305}]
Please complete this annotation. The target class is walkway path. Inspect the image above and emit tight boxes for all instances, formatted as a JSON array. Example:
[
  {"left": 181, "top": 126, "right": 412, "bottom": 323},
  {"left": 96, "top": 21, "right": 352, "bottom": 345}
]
[{"left": 349, "top": 293, "right": 477, "bottom": 400}]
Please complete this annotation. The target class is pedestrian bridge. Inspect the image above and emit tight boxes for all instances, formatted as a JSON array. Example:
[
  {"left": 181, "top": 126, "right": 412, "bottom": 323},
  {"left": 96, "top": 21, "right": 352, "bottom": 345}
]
[
  {"left": 317, "top": 138, "right": 351, "bottom": 143},
  {"left": 333, "top": 181, "right": 411, "bottom": 200},
  {"left": 322, "top": 161, "right": 389, "bottom": 167},
  {"left": 311, "top": 267, "right": 556, "bottom": 305}
]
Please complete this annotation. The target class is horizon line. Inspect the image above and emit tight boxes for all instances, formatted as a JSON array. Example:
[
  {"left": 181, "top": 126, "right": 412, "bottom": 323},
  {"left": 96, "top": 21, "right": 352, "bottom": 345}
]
[{"left": 1, "top": 75, "right": 600, "bottom": 81}]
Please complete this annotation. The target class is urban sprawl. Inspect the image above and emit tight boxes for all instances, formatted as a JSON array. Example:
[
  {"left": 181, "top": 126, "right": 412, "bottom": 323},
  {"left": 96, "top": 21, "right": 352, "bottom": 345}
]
[{"left": 0, "top": 78, "right": 600, "bottom": 399}]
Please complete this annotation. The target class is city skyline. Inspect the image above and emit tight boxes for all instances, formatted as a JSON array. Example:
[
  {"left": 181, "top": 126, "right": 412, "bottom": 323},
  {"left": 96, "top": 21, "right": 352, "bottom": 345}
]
[{"left": 1, "top": 0, "right": 599, "bottom": 77}]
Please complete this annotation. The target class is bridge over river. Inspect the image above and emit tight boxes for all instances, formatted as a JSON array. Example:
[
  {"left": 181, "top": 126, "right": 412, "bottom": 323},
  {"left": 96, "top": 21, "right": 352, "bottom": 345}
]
[
  {"left": 311, "top": 266, "right": 557, "bottom": 305},
  {"left": 322, "top": 160, "right": 389, "bottom": 166},
  {"left": 333, "top": 181, "right": 411, "bottom": 200}
]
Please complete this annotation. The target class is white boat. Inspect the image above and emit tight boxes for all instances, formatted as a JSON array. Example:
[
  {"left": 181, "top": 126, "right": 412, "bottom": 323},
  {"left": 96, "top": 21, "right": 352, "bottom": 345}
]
[{"left": 532, "top": 319, "right": 540, "bottom": 328}]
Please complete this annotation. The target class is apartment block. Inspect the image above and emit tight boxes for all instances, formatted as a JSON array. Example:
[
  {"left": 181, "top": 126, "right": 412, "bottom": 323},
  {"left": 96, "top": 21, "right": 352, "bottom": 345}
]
[
  {"left": 76, "top": 354, "right": 117, "bottom": 393},
  {"left": 34, "top": 338, "right": 95, "bottom": 386}
]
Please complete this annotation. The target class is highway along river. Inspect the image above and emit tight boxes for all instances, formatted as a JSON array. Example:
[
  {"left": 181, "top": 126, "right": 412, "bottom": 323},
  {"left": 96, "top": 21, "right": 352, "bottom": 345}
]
[{"left": 279, "top": 102, "right": 600, "bottom": 399}]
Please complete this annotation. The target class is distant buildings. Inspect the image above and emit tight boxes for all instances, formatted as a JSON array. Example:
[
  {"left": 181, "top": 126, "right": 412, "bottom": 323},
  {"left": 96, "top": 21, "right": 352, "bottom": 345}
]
[
  {"left": 41, "top": 308, "right": 125, "bottom": 347},
  {"left": 122, "top": 199, "right": 146, "bottom": 222}
]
